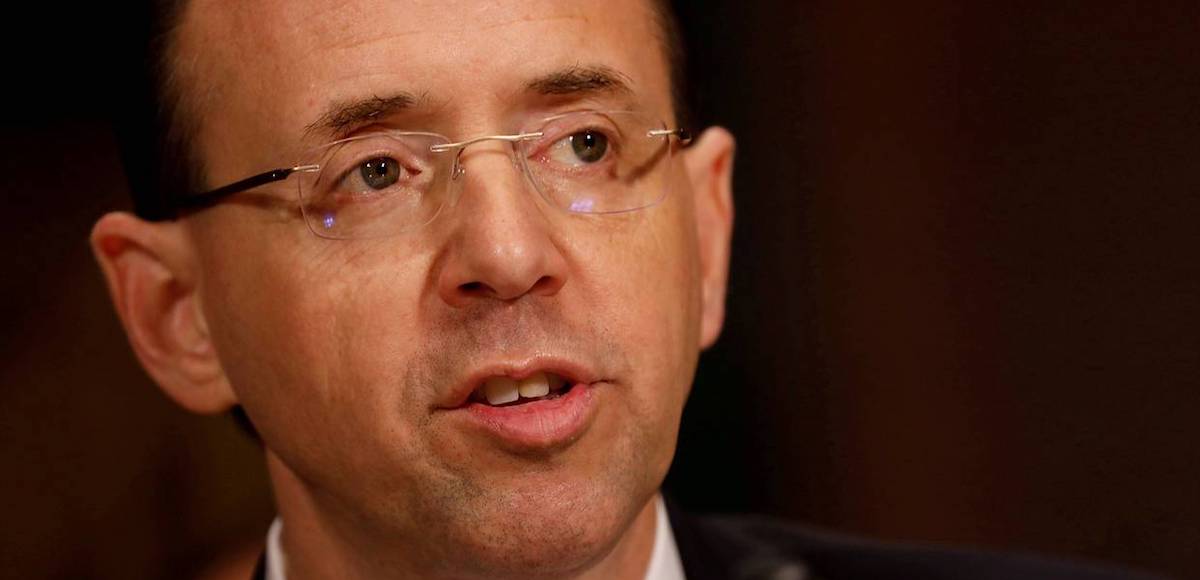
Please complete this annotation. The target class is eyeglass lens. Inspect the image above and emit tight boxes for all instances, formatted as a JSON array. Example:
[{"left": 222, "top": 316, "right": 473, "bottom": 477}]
[{"left": 295, "top": 111, "right": 673, "bottom": 239}]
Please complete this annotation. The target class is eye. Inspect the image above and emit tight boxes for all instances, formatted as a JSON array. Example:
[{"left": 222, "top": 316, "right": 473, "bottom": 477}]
[
  {"left": 570, "top": 131, "right": 608, "bottom": 163},
  {"left": 359, "top": 156, "right": 402, "bottom": 190},
  {"left": 315, "top": 141, "right": 429, "bottom": 206},
  {"left": 547, "top": 130, "right": 611, "bottom": 166}
]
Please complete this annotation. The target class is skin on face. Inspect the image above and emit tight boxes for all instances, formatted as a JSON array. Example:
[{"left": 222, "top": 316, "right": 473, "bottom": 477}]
[{"left": 91, "top": 0, "right": 734, "bottom": 578}]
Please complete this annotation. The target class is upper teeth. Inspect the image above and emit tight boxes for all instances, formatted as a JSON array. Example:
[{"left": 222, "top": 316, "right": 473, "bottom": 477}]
[{"left": 481, "top": 372, "right": 567, "bottom": 405}]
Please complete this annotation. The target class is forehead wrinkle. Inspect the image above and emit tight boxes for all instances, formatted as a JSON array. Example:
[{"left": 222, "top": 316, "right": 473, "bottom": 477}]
[{"left": 285, "top": 11, "right": 596, "bottom": 130}]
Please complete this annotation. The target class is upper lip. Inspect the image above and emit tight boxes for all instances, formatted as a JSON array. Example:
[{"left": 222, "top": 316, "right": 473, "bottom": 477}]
[{"left": 434, "top": 354, "right": 601, "bottom": 410}]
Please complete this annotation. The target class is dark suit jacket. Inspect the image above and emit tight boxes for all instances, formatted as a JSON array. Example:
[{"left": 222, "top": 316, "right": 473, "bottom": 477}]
[
  {"left": 664, "top": 500, "right": 1166, "bottom": 580},
  {"left": 253, "top": 501, "right": 1168, "bottom": 579}
]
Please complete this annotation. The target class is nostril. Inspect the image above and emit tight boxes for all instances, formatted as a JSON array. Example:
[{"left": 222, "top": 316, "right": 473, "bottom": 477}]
[
  {"left": 453, "top": 275, "right": 560, "bottom": 302},
  {"left": 459, "top": 281, "right": 488, "bottom": 295}
]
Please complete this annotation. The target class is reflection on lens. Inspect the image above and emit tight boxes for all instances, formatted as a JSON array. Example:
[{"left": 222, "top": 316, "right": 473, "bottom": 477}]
[{"left": 569, "top": 198, "right": 596, "bottom": 212}]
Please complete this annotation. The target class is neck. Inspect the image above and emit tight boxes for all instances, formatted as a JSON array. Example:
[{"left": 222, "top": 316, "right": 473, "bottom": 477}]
[{"left": 266, "top": 451, "right": 659, "bottom": 580}]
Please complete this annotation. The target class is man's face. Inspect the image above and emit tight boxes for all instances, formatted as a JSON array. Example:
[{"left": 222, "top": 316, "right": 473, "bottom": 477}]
[{"left": 166, "top": 0, "right": 727, "bottom": 575}]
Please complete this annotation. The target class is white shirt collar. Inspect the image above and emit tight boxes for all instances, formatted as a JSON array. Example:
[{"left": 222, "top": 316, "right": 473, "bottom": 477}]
[
  {"left": 266, "top": 494, "right": 686, "bottom": 580},
  {"left": 645, "top": 495, "right": 688, "bottom": 580},
  {"left": 265, "top": 515, "right": 286, "bottom": 580}
]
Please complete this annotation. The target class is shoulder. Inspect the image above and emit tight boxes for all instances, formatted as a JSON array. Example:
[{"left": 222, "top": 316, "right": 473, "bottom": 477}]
[{"left": 666, "top": 507, "right": 1168, "bottom": 580}]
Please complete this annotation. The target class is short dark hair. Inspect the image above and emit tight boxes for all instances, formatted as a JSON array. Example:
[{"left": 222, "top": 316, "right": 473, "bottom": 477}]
[
  {"left": 652, "top": 0, "right": 691, "bottom": 132},
  {"left": 116, "top": 0, "right": 689, "bottom": 222},
  {"left": 116, "top": 0, "right": 194, "bottom": 221}
]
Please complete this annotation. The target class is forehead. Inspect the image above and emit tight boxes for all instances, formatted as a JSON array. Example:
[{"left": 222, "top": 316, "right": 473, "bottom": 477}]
[{"left": 177, "top": 0, "right": 671, "bottom": 175}]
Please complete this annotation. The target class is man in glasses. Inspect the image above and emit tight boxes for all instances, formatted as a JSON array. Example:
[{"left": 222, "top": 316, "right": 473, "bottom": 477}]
[
  {"left": 95, "top": 1, "right": 733, "bottom": 578},
  {"left": 91, "top": 1, "right": 1160, "bottom": 579}
]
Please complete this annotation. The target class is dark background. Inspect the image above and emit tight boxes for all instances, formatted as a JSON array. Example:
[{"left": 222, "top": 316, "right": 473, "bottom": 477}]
[{"left": 2, "top": 1, "right": 1197, "bottom": 578}]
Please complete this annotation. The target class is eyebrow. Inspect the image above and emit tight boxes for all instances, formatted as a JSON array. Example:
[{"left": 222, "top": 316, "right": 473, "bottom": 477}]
[
  {"left": 303, "top": 92, "right": 419, "bottom": 140},
  {"left": 301, "top": 65, "right": 635, "bottom": 141},
  {"left": 525, "top": 65, "right": 635, "bottom": 98}
]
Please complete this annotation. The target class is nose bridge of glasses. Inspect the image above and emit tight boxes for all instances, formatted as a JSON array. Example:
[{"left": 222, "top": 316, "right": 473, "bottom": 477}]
[
  {"left": 430, "top": 132, "right": 543, "bottom": 181},
  {"left": 429, "top": 132, "right": 542, "bottom": 154}
]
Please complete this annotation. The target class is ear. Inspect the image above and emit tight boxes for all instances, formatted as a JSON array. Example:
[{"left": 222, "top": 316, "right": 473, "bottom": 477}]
[
  {"left": 90, "top": 212, "right": 237, "bottom": 414},
  {"left": 683, "top": 127, "right": 736, "bottom": 350}
]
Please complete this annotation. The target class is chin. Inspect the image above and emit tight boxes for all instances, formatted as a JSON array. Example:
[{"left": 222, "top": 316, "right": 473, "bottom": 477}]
[{"left": 434, "top": 475, "right": 645, "bottom": 580}]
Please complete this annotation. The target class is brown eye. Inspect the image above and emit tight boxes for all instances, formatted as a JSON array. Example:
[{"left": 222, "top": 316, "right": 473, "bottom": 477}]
[
  {"left": 360, "top": 157, "right": 401, "bottom": 190},
  {"left": 570, "top": 131, "right": 608, "bottom": 163}
]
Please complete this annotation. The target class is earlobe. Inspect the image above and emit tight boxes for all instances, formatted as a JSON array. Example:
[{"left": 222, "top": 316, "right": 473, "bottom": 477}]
[
  {"left": 90, "top": 212, "right": 237, "bottom": 414},
  {"left": 683, "top": 127, "right": 736, "bottom": 350}
]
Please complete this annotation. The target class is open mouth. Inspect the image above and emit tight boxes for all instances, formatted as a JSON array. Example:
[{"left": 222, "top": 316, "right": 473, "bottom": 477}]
[
  {"left": 448, "top": 366, "right": 599, "bottom": 450},
  {"left": 469, "top": 371, "right": 577, "bottom": 407}
]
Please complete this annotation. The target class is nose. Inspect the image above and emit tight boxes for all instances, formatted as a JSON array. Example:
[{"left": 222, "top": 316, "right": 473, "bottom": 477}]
[{"left": 435, "top": 146, "right": 569, "bottom": 306}]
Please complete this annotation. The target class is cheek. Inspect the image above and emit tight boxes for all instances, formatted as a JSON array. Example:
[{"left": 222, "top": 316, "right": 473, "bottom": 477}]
[
  {"left": 629, "top": 211, "right": 701, "bottom": 466},
  {"left": 574, "top": 198, "right": 702, "bottom": 435},
  {"left": 624, "top": 200, "right": 701, "bottom": 360},
  {"left": 199, "top": 236, "right": 432, "bottom": 472}
]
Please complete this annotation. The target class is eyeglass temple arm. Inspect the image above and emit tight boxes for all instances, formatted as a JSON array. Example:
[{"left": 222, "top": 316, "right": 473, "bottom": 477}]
[
  {"left": 649, "top": 128, "right": 692, "bottom": 145},
  {"left": 175, "top": 164, "right": 320, "bottom": 211}
]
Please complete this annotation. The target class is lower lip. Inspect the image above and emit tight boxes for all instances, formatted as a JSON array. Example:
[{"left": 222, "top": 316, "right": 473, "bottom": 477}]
[{"left": 456, "top": 383, "right": 599, "bottom": 451}]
